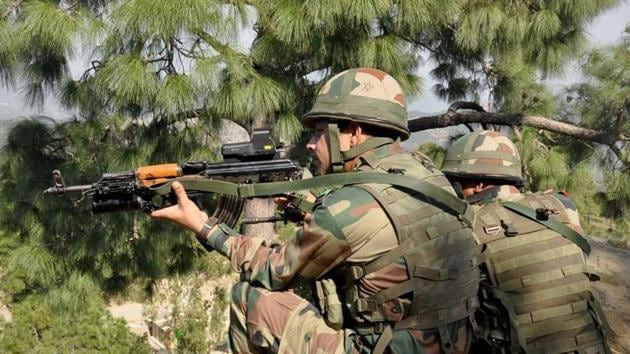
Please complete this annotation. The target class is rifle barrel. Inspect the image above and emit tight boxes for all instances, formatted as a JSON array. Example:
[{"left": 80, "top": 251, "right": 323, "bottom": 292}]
[{"left": 44, "top": 184, "right": 93, "bottom": 194}]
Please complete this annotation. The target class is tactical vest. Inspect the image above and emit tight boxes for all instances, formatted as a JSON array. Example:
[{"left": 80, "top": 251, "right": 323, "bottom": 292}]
[
  {"left": 472, "top": 192, "right": 609, "bottom": 353},
  {"left": 332, "top": 148, "right": 480, "bottom": 350}
]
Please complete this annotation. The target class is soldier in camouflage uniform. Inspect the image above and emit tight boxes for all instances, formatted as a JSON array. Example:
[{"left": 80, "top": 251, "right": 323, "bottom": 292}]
[
  {"left": 153, "top": 68, "right": 480, "bottom": 353},
  {"left": 441, "top": 130, "right": 611, "bottom": 354}
]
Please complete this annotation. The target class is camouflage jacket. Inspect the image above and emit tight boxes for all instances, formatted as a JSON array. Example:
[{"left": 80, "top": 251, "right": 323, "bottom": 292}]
[
  {"left": 205, "top": 143, "right": 454, "bottom": 292},
  {"left": 205, "top": 143, "right": 475, "bottom": 353}
]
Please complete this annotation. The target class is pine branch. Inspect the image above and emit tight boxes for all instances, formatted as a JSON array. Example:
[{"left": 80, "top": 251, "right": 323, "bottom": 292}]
[
  {"left": 192, "top": 29, "right": 236, "bottom": 59},
  {"left": 408, "top": 101, "right": 629, "bottom": 166},
  {"left": 2, "top": 0, "right": 25, "bottom": 18}
]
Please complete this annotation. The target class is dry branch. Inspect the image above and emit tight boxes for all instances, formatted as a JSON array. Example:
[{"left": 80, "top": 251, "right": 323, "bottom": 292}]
[
  {"left": 408, "top": 111, "right": 627, "bottom": 144},
  {"left": 407, "top": 102, "right": 628, "bottom": 166}
]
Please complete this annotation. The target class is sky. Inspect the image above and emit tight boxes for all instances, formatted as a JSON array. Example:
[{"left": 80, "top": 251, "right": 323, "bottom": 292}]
[
  {"left": 407, "top": 2, "right": 630, "bottom": 113},
  {"left": 0, "top": 3, "right": 628, "bottom": 123}
]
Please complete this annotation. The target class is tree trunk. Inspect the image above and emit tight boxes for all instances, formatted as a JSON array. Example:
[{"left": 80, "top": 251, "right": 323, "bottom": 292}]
[
  {"left": 240, "top": 197, "right": 277, "bottom": 241},
  {"left": 241, "top": 113, "right": 276, "bottom": 242}
]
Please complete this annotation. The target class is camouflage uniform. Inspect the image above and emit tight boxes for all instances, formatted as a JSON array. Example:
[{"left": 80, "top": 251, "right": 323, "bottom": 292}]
[
  {"left": 441, "top": 131, "right": 610, "bottom": 354},
  {"left": 201, "top": 69, "right": 479, "bottom": 353}
]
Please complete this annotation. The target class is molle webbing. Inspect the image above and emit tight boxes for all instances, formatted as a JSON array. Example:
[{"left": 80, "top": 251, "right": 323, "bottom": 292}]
[
  {"left": 502, "top": 201, "right": 591, "bottom": 255},
  {"left": 474, "top": 194, "right": 607, "bottom": 353},
  {"left": 337, "top": 152, "right": 479, "bottom": 332}
]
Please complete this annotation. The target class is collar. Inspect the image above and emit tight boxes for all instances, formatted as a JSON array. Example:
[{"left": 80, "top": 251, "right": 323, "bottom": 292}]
[
  {"left": 465, "top": 185, "right": 523, "bottom": 205},
  {"left": 355, "top": 141, "right": 403, "bottom": 170}
]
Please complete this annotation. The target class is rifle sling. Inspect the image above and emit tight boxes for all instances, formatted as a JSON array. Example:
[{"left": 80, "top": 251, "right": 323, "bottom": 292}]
[
  {"left": 151, "top": 172, "right": 473, "bottom": 225},
  {"left": 501, "top": 201, "right": 591, "bottom": 255}
]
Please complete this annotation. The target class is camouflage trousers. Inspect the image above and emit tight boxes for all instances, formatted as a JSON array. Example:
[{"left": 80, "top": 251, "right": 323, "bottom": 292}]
[{"left": 228, "top": 281, "right": 472, "bottom": 354}]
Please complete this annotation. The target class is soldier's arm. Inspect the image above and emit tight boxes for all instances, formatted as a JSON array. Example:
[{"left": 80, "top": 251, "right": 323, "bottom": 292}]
[
  {"left": 151, "top": 182, "right": 352, "bottom": 290},
  {"left": 205, "top": 198, "right": 354, "bottom": 291},
  {"left": 205, "top": 186, "right": 392, "bottom": 291},
  {"left": 153, "top": 182, "right": 384, "bottom": 291}
]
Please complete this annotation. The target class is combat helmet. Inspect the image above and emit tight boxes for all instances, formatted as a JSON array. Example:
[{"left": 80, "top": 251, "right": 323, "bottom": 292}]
[
  {"left": 441, "top": 130, "right": 523, "bottom": 185},
  {"left": 302, "top": 68, "right": 409, "bottom": 172}
]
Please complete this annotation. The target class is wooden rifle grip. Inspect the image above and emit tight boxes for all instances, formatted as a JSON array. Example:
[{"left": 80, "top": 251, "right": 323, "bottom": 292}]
[{"left": 136, "top": 164, "right": 182, "bottom": 186}]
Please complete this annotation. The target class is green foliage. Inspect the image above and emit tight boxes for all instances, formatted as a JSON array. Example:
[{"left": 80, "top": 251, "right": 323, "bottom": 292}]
[
  {"left": 415, "top": 143, "right": 447, "bottom": 168},
  {"left": 429, "top": 0, "right": 619, "bottom": 106},
  {"left": 8, "top": 243, "right": 71, "bottom": 288},
  {"left": 155, "top": 74, "right": 197, "bottom": 119},
  {"left": 208, "top": 286, "right": 229, "bottom": 347},
  {"left": 0, "top": 230, "right": 24, "bottom": 300},
  {"left": 456, "top": 5, "right": 505, "bottom": 51},
  {"left": 18, "top": 1, "right": 80, "bottom": 56},
  {"left": 0, "top": 118, "right": 226, "bottom": 298},
  {"left": 112, "top": 0, "right": 223, "bottom": 39},
  {"left": 0, "top": 274, "right": 150, "bottom": 353},
  {"left": 0, "top": 6, "right": 627, "bottom": 351},
  {"left": 561, "top": 41, "right": 629, "bottom": 222},
  {"left": 93, "top": 55, "right": 159, "bottom": 110},
  {"left": 0, "top": 18, "right": 16, "bottom": 85},
  {"left": 171, "top": 282, "right": 209, "bottom": 353},
  {"left": 602, "top": 172, "right": 630, "bottom": 218},
  {"left": 252, "top": 0, "right": 428, "bottom": 120},
  {"left": 274, "top": 112, "right": 303, "bottom": 144},
  {"left": 12, "top": 0, "right": 85, "bottom": 107},
  {"left": 144, "top": 275, "right": 230, "bottom": 352}
]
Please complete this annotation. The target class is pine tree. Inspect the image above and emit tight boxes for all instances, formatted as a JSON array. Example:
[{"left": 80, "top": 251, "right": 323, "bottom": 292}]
[
  {"left": 421, "top": 0, "right": 620, "bottom": 109},
  {"left": 0, "top": 273, "right": 151, "bottom": 353},
  {"left": 1, "top": 0, "right": 625, "bottom": 307},
  {"left": 561, "top": 40, "right": 629, "bottom": 234}
]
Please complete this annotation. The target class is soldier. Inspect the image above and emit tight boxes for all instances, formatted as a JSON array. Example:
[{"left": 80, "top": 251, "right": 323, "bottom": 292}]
[
  {"left": 152, "top": 68, "right": 480, "bottom": 353},
  {"left": 440, "top": 130, "right": 611, "bottom": 353}
]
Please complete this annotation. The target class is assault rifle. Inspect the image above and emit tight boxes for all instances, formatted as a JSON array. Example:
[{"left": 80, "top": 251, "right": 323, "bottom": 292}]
[
  {"left": 45, "top": 101, "right": 488, "bottom": 227},
  {"left": 44, "top": 129, "right": 304, "bottom": 227}
]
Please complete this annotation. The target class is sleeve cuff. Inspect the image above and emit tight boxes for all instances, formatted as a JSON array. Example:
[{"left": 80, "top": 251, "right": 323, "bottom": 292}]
[{"left": 206, "top": 223, "right": 239, "bottom": 257}]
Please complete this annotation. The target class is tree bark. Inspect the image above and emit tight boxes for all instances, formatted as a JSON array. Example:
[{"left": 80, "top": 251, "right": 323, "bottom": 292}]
[
  {"left": 240, "top": 197, "right": 277, "bottom": 241},
  {"left": 408, "top": 108, "right": 629, "bottom": 166},
  {"left": 408, "top": 112, "right": 622, "bottom": 144},
  {"left": 240, "top": 114, "right": 276, "bottom": 241}
]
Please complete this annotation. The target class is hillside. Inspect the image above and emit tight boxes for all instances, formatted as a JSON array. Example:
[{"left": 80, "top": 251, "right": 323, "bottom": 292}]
[{"left": 588, "top": 237, "right": 630, "bottom": 353}]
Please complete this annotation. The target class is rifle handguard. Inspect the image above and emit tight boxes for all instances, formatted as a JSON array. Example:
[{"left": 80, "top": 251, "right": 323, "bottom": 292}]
[{"left": 197, "top": 216, "right": 219, "bottom": 243}]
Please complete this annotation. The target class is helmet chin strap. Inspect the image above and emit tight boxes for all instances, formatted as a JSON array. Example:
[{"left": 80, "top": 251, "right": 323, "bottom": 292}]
[
  {"left": 327, "top": 122, "right": 345, "bottom": 173},
  {"left": 341, "top": 136, "right": 395, "bottom": 161},
  {"left": 327, "top": 121, "right": 396, "bottom": 173}
]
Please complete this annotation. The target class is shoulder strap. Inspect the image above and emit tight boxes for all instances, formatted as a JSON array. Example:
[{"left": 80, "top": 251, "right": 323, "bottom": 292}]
[
  {"left": 152, "top": 172, "right": 474, "bottom": 226},
  {"left": 502, "top": 201, "right": 591, "bottom": 255}
]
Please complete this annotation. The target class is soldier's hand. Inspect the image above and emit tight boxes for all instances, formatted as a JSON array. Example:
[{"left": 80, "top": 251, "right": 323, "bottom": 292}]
[{"left": 151, "top": 182, "right": 208, "bottom": 234}]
